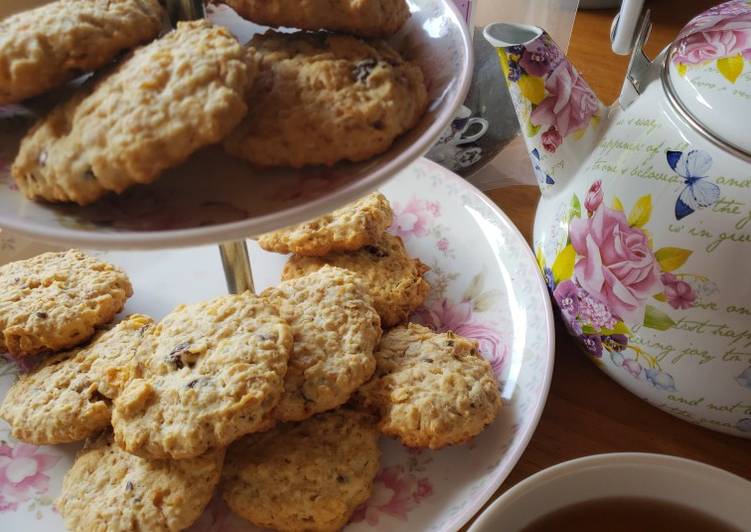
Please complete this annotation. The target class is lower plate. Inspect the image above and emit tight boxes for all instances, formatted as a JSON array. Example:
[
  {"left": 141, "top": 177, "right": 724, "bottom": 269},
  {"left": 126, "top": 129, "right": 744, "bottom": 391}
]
[{"left": 0, "top": 158, "right": 554, "bottom": 531}]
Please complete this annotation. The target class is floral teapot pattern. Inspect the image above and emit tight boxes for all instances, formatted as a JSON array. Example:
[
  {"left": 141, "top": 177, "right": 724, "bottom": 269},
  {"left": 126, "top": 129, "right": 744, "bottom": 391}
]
[{"left": 485, "top": 0, "right": 751, "bottom": 437}]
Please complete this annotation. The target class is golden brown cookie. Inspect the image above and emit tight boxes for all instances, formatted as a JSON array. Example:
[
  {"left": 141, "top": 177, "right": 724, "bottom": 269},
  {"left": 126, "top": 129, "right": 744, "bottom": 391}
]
[
  {"left": 358, "top": 323, "right": 502, "bottom": 449},
  {"left": 111, "top": 292, "right": 292, "bottom": 460},
  {"left": 12, "top": 19, "right": 252, "bottom": 205},
  {"left": 0, "top": 0, "right": 165, "bottom": 105},
  {"left": 0, "top": 249, "right": 133, "bottom": 357},
  {"left": 261, "top": 266, "right": 380, "bottom": 422},
  {"left": 0, "top": 315, "right": 153, "bottom": 445},
  {"left": 57, "top": 431, "right": 224, "bottom": 532},
  {"left": 222, "top": 409, "right": 380, "bottom": 532},
  {"left": 223, "top": 0, "right": 410, "bottom": 38},
  {"left": 283, "top": 232, "right": 430, "bottom": 327},
  {"left": 258, "top": 192, "right": 393, "bottom": 256},
  {"left": 224, "top": 31, "right": 427, "bottom": 168}
]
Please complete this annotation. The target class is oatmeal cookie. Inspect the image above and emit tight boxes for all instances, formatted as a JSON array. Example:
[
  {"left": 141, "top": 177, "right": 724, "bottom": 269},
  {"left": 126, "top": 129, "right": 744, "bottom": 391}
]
[
  {"left": 223, "top": 0, "right": 409, "bottom": 38},
  {"left": 358, "top": 323, "right": 501, "bottom": 449},
  {"left": 111, "top": 292, "right": 292, "bottom": 460},
  {"left": 222, "top": 409, "right": 380, "bottom": 532},
  {"left": 0, "top": 0, "right": 164, "bottom": 105},
  {"left": 261, "top": 266, "right": 380, "bottom": 422},
  {"left": 0, "top": 249, "right": 133, "bottom": 357},
  {"left": 0, "top": 315, "right": 153, "bottom": 445},
  {"left": 12, "top": 20, "right": 252, "bottom": 205},
  {"left": 258, "top": 192, "right": 393, "bottom": 256},
  {"left": 57, "top": 431, "right": 223, "bottom": 532},
  {"left": 224, "top": 31, "right": 427, "bottom": 168},
  {"left": 283, "top": 233, "right": 429, "bottom": 327}
]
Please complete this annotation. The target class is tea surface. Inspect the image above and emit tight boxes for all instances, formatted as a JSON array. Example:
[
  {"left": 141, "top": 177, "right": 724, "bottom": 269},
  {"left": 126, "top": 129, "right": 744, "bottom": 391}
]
[{"left": 522, "top": 497, "right": 742, "bottom": 532}]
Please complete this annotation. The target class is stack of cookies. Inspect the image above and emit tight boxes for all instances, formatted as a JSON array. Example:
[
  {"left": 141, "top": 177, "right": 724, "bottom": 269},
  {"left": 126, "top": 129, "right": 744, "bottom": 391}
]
[
  {"left": 0, "top": 192, "right": 502, "bottom": 531},
  {"left": 1, "top": 0, "right": 428, "bottom": 206}
]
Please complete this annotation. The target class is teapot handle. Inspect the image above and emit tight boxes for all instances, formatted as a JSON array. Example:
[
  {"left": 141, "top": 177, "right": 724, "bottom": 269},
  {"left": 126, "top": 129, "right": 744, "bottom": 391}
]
[{"left": 611, "top": 0, "right": 645, "bottom": 55}]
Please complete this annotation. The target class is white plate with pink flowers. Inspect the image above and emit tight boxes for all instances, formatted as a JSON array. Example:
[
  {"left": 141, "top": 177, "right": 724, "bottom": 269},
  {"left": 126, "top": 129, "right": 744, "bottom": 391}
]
[{"left": 0, "top": 158, "right": 554, "bottom": 531}]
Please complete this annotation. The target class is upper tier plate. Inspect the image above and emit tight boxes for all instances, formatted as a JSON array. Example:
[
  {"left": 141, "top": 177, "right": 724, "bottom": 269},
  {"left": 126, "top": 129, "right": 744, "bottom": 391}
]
[{"left": 0, "top": 0, "right": 471, "bottom": 249}]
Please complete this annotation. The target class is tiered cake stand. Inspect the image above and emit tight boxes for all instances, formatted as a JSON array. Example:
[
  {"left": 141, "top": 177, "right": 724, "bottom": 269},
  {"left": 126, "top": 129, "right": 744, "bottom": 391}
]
[{"left": 0, "top": 4, "right": 558, "bottom": 530}]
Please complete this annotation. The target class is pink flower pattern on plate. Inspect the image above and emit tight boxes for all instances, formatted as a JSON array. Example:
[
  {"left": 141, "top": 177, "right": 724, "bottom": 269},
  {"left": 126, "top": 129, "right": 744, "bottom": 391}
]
[
  {"left": 0, "top": 442, "right": 60, "bottom": 512},
  {"left": 390, "top": 199, "right": 440, "bottom": 239},
  {"left": 351, "top": 465, "right": 433, "bottom": 526}
]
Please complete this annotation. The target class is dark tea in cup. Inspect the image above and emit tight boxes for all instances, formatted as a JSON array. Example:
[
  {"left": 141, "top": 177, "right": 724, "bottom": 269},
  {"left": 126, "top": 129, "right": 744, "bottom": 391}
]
[{"left": 522, "top": 497, "right": 742, "bottom": 532}]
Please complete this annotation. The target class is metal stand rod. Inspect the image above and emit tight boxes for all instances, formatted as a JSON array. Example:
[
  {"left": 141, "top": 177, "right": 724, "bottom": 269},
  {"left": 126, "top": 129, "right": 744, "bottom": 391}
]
[
  {"left": 163, "top": 1, "right": 256, "bottom": 296},
  {"left": 165, "top": 0, "right": 205, "bottom": 23},
  {"left": 218, "top": 241, "right": 255, "bottom": 294}
]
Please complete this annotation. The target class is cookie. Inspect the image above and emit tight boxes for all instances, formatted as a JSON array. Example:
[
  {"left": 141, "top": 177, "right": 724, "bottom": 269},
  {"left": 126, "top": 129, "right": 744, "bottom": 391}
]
[
  {"left": 222, "top": 409, "right": 380, "bottom": 532},
  {"left": 0, "top": 0, "right": 164, "bottom": 105},
  {"left": 261, "top": 266, "right": 380, "bottom": 422},
  {"left": 57, "top": 431, "right": 223, "bottom": 532},
  {"left": 0, "top": 249, "right": 133, "bottom": 357},
  {"left": 258, "top": 192, "right": 393, "bottom": 256},
  {"left": 111, "top": 292, "right": 292, "bottom": 460},
  {"left": 283, "top": 232, "right": 430, "bottom": 327},
  {"left": 223, "top": 0, "right": 409, "bottom": 38},
  {"left": 224, "top": 31, "right": 427, "bottom": 168},
  {"left": 12, "top": 19, "right": 252, "bottom": 205},
  {"left": 0, "top": 314, "right": 153, "bottom": 445},
  {"left": 358, "top": 323, "right": 501, "bottom": 449}
]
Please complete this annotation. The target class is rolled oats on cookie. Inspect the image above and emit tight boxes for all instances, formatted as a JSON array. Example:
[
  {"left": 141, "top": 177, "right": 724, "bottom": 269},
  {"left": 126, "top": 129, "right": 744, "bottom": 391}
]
[
  {"left": 0, "top": 249, "right": 132, "bottom": 357},
  {"left": 12, "top": 19, "right": 253, "bottom": 205},
  {"left": 112, "top": 292, "right": 292, "bottom": 460},
  {"left": 358, "top": 322, "right": 502, "bottom": 449},
  {"left": 0, "top": 0, "right": 165, "bottom": 105}
]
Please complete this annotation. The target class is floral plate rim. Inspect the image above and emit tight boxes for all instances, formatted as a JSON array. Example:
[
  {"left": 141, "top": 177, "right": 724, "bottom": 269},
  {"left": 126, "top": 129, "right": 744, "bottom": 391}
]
[{"left": 424, "top": 159, "right": 556, "bottom": 530}]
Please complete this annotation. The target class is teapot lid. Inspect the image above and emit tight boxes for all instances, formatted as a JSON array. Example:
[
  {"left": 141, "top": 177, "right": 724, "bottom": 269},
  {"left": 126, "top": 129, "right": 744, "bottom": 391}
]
[{"left": 665, "top": 0, "right": 751, "bottom": 159}]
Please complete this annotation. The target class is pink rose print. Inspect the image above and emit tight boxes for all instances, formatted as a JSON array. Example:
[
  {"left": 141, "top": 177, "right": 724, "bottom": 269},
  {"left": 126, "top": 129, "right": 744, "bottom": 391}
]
[
  {"left": 414, "top": 299, "right": 506, "bottom": 375},
  {"left": 530, "top": 60, "right": 600, "bottom": 137},
  {"left": 541, "top": 126, "right": 562, "bottom": 153},
  {"left": 0, "top": 442, "right": 60, "bottom": 512},
  {"left": 437, "top": 238, "right": 449, "bottom": 253},
  {"left": 584, "top": 179, "right": 603, "bottom": 214},
  {"left": 390, "top": 198, "right": 440, "bottom": 239},
  {"left": 673, "top": 1, "right": 751, "bottom": 65},
  {"left": 661, "top": 272, "right": 696, "bottom": 310},
  {"left": 569, "top": 204, "right": 663, "bottom": 323},
  {"left": 351, "top": 465, "right": 433, "bottom": 525}
]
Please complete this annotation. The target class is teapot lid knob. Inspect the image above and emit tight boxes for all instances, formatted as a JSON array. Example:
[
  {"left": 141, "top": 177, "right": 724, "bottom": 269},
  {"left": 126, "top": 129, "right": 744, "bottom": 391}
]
[{"left": 611, "top": 0, "right": 645, "bottom": 55}]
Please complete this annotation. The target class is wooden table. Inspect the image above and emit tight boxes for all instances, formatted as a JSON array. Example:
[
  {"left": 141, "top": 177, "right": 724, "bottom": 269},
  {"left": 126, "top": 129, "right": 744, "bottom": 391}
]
[{"left": 470, "top": 0, "right": 751, "bottom": 525}]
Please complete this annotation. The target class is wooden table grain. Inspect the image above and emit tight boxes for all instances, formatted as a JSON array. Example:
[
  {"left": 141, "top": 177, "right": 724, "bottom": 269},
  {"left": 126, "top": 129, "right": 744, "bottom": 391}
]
[{"left": 470, "top": 0, "right": 751, "bottom": 526}]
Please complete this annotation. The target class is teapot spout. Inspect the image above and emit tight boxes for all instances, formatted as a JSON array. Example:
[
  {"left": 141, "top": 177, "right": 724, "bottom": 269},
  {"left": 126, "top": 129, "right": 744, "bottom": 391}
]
[{"left": 483, "top": 23, "right": 606, "bottom": 194}]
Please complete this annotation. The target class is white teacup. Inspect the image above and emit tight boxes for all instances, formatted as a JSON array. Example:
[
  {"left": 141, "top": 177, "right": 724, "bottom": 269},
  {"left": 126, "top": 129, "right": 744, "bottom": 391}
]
[
  {"left": 469, "top": 453, "right": 751, "bottom": 532},
  {"left": 434, "top": 105, "right": 489, "bottom": 147}
]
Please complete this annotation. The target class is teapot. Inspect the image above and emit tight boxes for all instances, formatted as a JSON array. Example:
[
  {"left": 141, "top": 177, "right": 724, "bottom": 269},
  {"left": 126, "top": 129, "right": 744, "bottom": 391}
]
[{"left": 484, "top": 0, "right": 751, "bottom": 437}]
